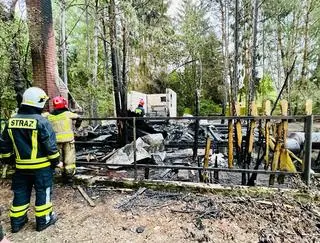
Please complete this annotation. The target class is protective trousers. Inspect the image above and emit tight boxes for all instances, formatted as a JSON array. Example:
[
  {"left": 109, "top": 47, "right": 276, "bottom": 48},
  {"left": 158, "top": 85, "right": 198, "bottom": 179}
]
[
  {"left": 10, "top": 168, "right": 54, "bottom": 229},
  {"left": 58, "top": 142, "right": 76, "bottom": 176}
]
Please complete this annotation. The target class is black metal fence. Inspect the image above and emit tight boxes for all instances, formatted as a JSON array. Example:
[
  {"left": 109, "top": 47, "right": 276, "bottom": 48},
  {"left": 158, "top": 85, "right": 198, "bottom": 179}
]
[{"left": 74, "top": 115, "right": 313, "bottom": 186}]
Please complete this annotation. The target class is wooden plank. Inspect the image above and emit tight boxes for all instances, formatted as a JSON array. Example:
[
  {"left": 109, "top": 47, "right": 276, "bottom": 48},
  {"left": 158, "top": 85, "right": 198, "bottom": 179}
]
[
  {"left": 280, "top": 100, "right": 288, "bottom": 144},
  {"left": 74, "top": 176, "right": 320, "bottom": 203},
  {"left": 203, "top": 136, "right": 211, "bottom": 169},
  {"left": 264, "top": 100, "right": 271, "bottom": 167},
  {"left": 77, "top": 185, "right": 96, "bottom": 207},
  {"left": 248, "top": 101, "right": 257, "bottom": 153},
  {"left": 100, "top": 149, "right": 118, "bottom": 161},
  {"left": 234, "top": 102, "right": 242, "bottom": 149},
  {"left": 305, "top": 99, "right": 312, "bottom": 115},
  {"left": 228, "top": 119, "right": 233, "bottom": 168},
  {"left": 264, "top": 100, "right": 271, "bottom": 116}
]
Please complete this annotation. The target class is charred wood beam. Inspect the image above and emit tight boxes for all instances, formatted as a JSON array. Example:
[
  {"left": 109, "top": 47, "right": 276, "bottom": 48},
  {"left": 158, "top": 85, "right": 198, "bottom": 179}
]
[
  {"left": 76, "top": 115, "right": 308, "bottom": 121},
  {"left": 75, "top": 161, "right": 302, "bottom": 175}
]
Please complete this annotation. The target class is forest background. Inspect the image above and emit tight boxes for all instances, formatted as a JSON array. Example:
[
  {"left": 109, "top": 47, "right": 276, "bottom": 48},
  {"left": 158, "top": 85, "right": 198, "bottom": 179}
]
[{"left": 0, "top": 0, "right": 320, "bottom": 117}]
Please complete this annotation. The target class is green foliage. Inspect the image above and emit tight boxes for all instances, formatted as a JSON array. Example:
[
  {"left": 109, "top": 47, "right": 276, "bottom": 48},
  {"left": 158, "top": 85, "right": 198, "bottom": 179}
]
[
  {"left": 51, "top": 0, "right": 226, "bottom": 117},
  {"left": 0, "top": 10, "right": 29, "bottom": 117},
  {"left": 3, "top": 0, "right": 320, "bottom": 120},
  {"left": 183, "top": 107, "right": 192, "bottom": 115},
  {"left": 263, "top": 0, "right": 301, "bottom": 19},
  {"left": 161, "top": 0, "right": 223, "bottom": 115},
  {"left": 52, "top": 0, "right": 115, "bottom": 117},
  {"left": 200, "top": 99, "right": 222, "bottom": 115},
  {"left": 259, "top": 0, "right": 320, "bottom": 115},
  {"left": 257, "top": 74, "right": 277, "bottom": 102},
  {"left": 290, "top": 80, "right": 320, "bottom": 115}
]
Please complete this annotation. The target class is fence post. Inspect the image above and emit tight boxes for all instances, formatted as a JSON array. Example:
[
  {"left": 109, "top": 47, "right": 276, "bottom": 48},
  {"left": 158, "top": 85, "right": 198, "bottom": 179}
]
[
  {"left": 303, "top": 115, "right": 313, "bottom": 186},
  {"left": 133, "top": 117, "right": 137, "bottom": 180}
]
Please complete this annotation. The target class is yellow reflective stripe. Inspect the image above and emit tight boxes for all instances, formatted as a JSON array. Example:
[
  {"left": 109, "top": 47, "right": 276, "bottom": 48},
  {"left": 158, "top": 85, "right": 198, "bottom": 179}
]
[
  {"left": 56, "top": 133, "right": 74, "bottom": 140},
  {"left": 11, "top": 204, "right": 29, "bottom": 212},
  {"left": 48, "top": 113, "right": 67, "bottom": 121},
  {"left": 1, "top": 152, "right": 13, "bottom": 158},
  {"left": 31, "top": 130, "right": 38, "bottom": 159},
  {"left": 10, "top": 203, "right": 29, "bottom": 218},
  {"left": 48, "top": 152, "right": 60, "bottom": 160},
  {"left": 23, "top": 100, "right": 36, "bottom": 105},
  {"left": 16, "top": 162, "right": 51, "bottom": 169},
  {"left": 7, "top": 129, "right": 20, "bottom": 160},
  {"left": 16, "top": 157, "right": 49, "bottom": 164},
  {"left": 35, "top": 202, "right": 52, "bottom": 212},
  {"left": 65, "top": 164, "right": 76, "bottom": 169},
  {"left": 10, "top": 209, "right": 28, "bottom": 218},
  {"left": 35, "top": 207, "right": 52, "bottom": 217}
]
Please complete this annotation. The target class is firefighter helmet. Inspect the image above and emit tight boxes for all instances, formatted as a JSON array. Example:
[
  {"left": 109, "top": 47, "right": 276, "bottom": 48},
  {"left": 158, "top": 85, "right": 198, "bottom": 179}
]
[
  {"left": 139, "top": 98, "right": 145, "bottom": 106},
  {"left": 52, "top": 96, "right": 68, "bottom": 109},
  {"left": 21, "top": 87, "right": 49, "bottom": 109}
]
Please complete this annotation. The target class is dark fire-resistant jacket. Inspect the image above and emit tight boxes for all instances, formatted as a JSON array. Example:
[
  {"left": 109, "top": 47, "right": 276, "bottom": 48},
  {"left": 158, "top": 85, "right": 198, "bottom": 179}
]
[{"left": 0, "top": 105, "right": 60, "bottom": 171}]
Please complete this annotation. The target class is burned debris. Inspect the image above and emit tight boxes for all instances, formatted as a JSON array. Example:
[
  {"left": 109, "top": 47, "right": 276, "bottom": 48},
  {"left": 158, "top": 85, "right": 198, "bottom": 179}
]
[{"left": 73, "top": 115, "right": 317, "bottom": 188}]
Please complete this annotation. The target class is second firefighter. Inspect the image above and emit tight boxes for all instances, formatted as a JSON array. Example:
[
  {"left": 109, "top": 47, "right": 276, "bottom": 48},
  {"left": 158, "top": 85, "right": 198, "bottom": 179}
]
[{"left": 45, "top": 96, "right": 81, "bottom": 184}]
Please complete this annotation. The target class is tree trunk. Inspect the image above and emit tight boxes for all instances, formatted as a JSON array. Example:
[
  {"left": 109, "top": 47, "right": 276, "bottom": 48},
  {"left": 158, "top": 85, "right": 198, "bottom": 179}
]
[
  {"left": 242, "top": 0, "right": 253, "bottom": 115},
  {"left": 301, "top": 0, "right": 311, "bottom": 86},
  {"left": 85, "top": 0, "right": 90, "bottom": 69},
  {"left": 249, "top": 0, "right": 259, "bottom": 106},
  {"left": 102, "top": 7, "right": 109, "bottom": 91},
  {"left": 91, "top": 0, "right": 99, "bottom": 122},
  {"left": 121, "top": 17, "right": 128, "bottom": 144},
  {"left": 109, "top": 0, "right": 126, "bottom": 146},
  {"left": 232, "top": 0, "right": 240, "bottom": 105},
  {"left": 60, "top": 0, "right": 68, "bottom": 86},
  {"left": 109, "top": 0, "right": 121, "bottom": 116},
  {"left": 219, "top": 0, "right": 230, "bottom": 121},
  {"left": 121, "top": 18, "right": 128, "bottom": 115}
]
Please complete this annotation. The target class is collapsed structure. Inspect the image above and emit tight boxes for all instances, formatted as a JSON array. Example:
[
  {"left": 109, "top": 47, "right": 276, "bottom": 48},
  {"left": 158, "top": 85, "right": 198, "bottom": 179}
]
[{"left": 74, "top": 115, "right": 316, "bottom": 186}]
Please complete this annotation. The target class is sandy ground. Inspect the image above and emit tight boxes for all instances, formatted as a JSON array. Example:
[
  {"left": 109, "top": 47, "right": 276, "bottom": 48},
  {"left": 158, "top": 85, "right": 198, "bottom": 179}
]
[{"left": 1, "top": 179, "right": 320, "bottom": 243}]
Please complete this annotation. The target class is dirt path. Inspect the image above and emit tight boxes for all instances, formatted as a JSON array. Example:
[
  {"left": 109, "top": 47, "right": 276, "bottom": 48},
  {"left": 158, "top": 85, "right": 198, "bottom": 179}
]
[{"left": 1, "top": 180, "right": 320, "bottom": 243}]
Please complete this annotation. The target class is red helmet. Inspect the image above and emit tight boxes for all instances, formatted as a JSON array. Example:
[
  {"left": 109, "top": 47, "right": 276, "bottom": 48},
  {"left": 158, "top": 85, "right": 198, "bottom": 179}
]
[
  {"left": 52, "top": 96, "right": 68, "bottom": 109},
  {"left": 139, "top": 98, "right": 145, "bottom": 106}
]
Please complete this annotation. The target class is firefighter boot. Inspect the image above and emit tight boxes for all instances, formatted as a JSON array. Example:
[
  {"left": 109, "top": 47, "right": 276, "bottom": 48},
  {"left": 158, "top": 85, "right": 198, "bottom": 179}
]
[
  {"left": 62, "top": 172, "right": 73, "bottom": 186},
  {"left": 11, "top": 216, "right": 28, "bottom": 233},
  {"left": 36, "top": 213, "right": 58, "bottom": 232}
]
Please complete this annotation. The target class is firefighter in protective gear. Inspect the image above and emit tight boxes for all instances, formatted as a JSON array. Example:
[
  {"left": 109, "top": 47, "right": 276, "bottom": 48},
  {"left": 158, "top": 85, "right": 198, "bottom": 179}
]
[
  {"left": 46, "top": 96, "right": 80, "bottom": 184},
  {"left": 135, "top": 98, "right": 145, "bottom": 117},
  {"left": 0, "top": 87, "right": 61, "bottom": 233}
]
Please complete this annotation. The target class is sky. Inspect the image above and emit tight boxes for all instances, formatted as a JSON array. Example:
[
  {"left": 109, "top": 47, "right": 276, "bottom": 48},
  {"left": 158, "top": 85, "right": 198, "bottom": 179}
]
[
  {"left": 2, "top": 0, "right": 180, "bottom": 19},
  {"left": 167, "top": 0, "right": 182, "bottom": 17}
]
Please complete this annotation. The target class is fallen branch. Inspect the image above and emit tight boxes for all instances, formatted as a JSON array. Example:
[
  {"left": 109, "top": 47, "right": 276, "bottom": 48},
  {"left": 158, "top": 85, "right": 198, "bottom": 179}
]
[
  {"left": 255, "top": 200, "right": 294, "bottom": 209},
  {"left": 197, "top": 209, "right": 220, "bottom": 219},
  {"left": 97, "top": 187, "right": 134, "bottom": 192},
  {"left": 116, "top": 187, "right": 146, "bottom": 209},
  {"left": 171, "top": 209, "right": 202, "bottom": 214},
  {"left": 77, "top": 185, "right": 96, "bottom": 207},
  {"left": 271, "top": 57, "right": 297, "bottom": 115}
]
